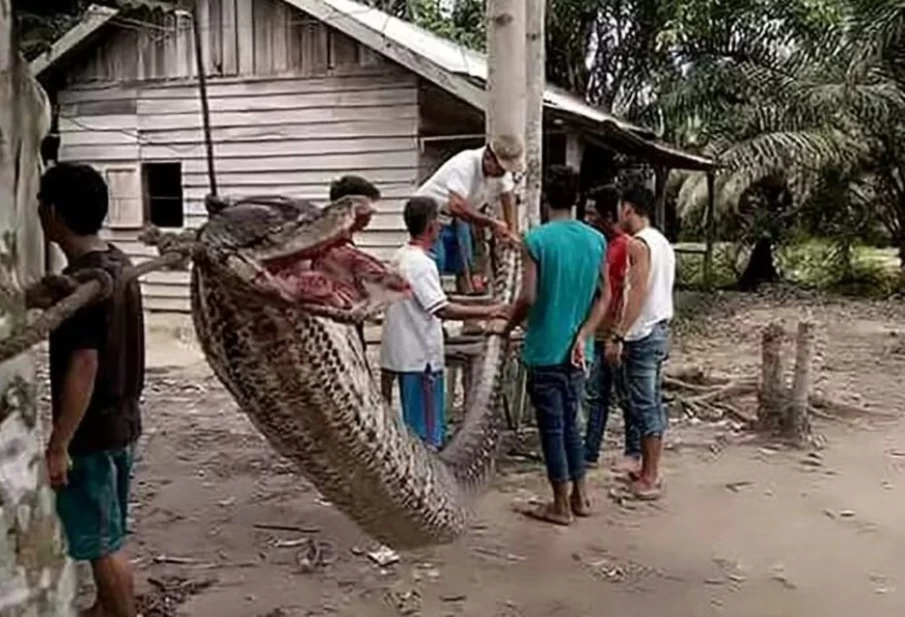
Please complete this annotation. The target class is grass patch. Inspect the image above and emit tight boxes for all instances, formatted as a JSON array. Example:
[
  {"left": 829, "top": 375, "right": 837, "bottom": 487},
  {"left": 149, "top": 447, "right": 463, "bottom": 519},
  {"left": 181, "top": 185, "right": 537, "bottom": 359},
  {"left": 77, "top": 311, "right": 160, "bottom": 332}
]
[{"left": 674, "top": 239, "right": 902, "bottom": 297}]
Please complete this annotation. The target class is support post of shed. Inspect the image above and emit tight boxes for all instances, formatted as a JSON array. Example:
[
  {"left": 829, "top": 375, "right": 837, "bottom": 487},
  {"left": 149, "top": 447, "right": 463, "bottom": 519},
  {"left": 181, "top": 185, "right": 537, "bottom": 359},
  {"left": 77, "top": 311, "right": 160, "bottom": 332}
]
[
  {"left": 654, "top": 166, "right": 668, "bottom": 232},
  {"left": 703, "top": 171, "right": 716, "bottom": 289},
  {"left": 565, "top": 131, "right": 584, "bottom": 220},
  {"left": 565, "top": 131, "right": 584, "bottom": 170}
]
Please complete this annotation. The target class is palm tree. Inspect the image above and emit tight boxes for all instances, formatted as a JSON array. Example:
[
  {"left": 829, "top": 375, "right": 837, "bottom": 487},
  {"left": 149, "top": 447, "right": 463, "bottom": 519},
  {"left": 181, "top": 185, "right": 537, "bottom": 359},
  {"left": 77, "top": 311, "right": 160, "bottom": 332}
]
[{"left": 666, "top": 0, "right": 905, "bottom": 279}]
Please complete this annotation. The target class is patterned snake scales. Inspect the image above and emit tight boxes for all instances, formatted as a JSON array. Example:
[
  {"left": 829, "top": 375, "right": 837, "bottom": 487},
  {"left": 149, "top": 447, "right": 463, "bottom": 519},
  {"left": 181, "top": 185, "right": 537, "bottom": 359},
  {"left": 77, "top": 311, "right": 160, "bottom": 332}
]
[{"left": 188, "top": 195, "right": 522, "bottom": 549}]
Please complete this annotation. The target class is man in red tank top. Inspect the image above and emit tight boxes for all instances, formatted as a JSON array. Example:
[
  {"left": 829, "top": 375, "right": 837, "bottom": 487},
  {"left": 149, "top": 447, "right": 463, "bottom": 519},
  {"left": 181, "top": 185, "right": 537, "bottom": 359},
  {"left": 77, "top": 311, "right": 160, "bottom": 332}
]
[{"left": 582, "top": 185, "right": 641, "bottom": 472}]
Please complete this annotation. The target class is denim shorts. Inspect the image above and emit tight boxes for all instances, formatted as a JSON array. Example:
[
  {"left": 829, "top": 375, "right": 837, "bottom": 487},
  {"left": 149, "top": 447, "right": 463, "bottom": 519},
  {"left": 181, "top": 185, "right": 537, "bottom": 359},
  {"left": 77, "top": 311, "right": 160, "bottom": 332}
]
[
  {"left": 433, "top": 220, "right": 473, "bottom": 275},
  {"left": 55, "top": 443, "right": 135, "bottom": 561},
  {"left": 617, "top": 321, "right": 670, "bottom": 438}
]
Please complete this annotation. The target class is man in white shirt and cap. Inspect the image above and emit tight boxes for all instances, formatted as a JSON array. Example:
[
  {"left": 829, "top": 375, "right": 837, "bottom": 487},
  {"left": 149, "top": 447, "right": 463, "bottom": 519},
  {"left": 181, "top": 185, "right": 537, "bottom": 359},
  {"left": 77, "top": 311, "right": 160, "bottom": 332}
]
[{"left": 414, "top": 134, "right": 523, "bottom": 292}]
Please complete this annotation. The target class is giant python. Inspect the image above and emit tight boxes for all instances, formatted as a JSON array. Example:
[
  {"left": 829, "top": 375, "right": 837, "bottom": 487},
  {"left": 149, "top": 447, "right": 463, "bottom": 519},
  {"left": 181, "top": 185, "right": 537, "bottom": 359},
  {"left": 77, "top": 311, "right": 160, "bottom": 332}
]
[{"left": 188, "top": 194, "right": 520, "bottom": 549}]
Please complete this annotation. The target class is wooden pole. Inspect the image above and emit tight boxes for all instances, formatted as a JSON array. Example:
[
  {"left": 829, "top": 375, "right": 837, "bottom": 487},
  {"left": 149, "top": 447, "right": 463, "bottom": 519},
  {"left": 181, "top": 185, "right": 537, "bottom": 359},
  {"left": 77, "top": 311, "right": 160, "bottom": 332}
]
[
  {"left": 524, "top": 0, "right": 545, "bottom": 230},
  {"left": 788, "top": 321, "right": 814, "bottom": 444},
  {"left": 703, "top": 171, "right": 716, "bottom": 288},
  {"left": 654, "top": 166, "right": 668, "bottom": 232},
  {"left": 758, "top": 322, "right": 786, "bottom": 433},
  {"left": 191, "top": 0, "right": 218, "bottom": 198},
  {"left": 0, "top": 4, "right": 76, "bottom": 612}
]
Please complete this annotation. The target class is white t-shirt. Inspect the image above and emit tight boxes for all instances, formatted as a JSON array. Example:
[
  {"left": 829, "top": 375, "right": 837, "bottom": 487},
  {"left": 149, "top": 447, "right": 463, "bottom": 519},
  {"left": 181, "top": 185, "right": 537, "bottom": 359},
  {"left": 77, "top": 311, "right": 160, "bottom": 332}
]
[
  {"left": 415, "top": 147, "right": 515, "bottom": 225},
  {"left": 379, "top": 244, "right": 449, "bottom": 373}
]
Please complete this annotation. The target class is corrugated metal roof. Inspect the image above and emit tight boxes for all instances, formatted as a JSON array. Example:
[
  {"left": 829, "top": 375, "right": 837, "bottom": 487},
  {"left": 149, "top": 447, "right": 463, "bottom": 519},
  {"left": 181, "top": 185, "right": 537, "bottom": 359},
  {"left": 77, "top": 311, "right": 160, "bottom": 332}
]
[
  {"left": 288, "top": 0, "right": 716, "bottom": 170},
  {"left": 28, "top": 4, "right": 120, "bottom": 77},
  {"left": 290, "top": 0, "right": 648, "bottom": 135}
]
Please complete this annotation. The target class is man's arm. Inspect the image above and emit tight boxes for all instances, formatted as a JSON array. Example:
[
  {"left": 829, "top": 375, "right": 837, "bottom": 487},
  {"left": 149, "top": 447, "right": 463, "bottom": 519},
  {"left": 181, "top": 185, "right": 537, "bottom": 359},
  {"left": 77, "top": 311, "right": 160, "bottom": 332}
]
[
  {"left": 599, "top": 247, "right": 629, "bottom": 334},
  {"left": 500, "top": 191, "right": 517, "bottom": 234},
  {"left": 46, "top": 348, "right": 98, "bottom": 488},
  {"left": 614, "top": 238, "right": 651, "bottom": 339},
  {"left": 502, "top": 245, "right": 537, "bottom": 335},
  {"left": 436, "top": 302, "right": 506, "bottom": 321},
  {"left": 577, "top": 257, "right": 611, "bottom": 342},
  {"left": 447, "top": 191, "right": 500, "bottom": 229}
]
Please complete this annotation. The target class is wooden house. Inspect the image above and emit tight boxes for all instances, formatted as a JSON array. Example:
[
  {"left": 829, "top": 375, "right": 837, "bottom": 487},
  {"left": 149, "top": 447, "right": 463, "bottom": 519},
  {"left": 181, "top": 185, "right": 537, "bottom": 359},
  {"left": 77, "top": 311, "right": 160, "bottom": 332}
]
[{"left": 31, "top": 0, "right": 715, "bottom": 311}]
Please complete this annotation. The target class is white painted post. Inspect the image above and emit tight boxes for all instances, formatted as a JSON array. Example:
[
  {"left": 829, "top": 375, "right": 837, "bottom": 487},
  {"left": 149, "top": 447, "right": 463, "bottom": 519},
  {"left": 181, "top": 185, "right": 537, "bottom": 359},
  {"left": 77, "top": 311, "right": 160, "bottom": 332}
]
[
  {"left": 524, "top": 0, "right": 545, "bottom": 230},
  {"left": 0, "top": 4, "right": 77, "bottom": 613}
]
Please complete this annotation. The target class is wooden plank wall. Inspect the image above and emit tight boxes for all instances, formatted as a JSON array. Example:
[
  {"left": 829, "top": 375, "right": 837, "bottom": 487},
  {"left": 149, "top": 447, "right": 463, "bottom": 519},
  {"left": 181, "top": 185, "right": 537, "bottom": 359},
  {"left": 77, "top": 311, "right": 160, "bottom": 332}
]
[
  {"left": 57, "top": 0, "right": 420, "bottom": 311},
  {"left": 67, "top": 0, "right": 379, "bottom": 82}
]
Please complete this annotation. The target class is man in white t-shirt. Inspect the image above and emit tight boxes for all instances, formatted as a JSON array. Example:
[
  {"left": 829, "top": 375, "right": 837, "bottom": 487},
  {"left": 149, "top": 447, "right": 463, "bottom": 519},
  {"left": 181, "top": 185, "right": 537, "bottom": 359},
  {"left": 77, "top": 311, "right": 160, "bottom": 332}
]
[
  {"left": 415, "top": 134, "right": 523, "bottom": 292},
  {"left": 380, "top": 196, "right": 509, "bottom": 448}
]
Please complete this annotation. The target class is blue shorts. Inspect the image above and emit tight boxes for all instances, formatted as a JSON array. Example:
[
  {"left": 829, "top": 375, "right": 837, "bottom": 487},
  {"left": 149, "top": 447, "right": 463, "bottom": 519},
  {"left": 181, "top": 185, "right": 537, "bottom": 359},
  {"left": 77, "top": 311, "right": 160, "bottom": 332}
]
[
  {"left": 55, "top": 444, "right": 135, "bottom": 561},
  {"left": 433, "top": 220, "right": 473, "bottom": 275},
  {"left": 396, "top": 368, "right": 446, "bottom": 447}
]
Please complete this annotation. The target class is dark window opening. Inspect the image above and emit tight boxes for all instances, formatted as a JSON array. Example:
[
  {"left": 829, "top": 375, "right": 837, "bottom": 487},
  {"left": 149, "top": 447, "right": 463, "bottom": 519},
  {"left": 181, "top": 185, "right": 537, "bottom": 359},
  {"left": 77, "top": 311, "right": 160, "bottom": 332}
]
[{"left": 143, "top": 163, "right": 184, "bottom": 228}]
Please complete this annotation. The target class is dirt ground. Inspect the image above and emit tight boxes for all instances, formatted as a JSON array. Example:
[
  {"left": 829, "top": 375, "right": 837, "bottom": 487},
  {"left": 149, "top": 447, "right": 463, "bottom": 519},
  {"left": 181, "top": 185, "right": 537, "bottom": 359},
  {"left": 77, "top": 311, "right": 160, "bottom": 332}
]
[{"left": 39, "top": 291, "right": 905, "bottom": 617}]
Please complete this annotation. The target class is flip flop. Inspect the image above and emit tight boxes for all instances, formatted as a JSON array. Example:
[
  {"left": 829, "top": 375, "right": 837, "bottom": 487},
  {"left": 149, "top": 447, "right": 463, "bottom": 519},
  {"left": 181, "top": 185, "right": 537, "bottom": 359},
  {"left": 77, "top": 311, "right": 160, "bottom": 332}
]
[
  {"left": 617, "top": 471, "right": 663, "bottom": 487},
  {"left": 628, "top": 480, "right": 663, "bottom": 501},
  {"left": 521, "top": 503, "right": 573, "bottom": 526}
]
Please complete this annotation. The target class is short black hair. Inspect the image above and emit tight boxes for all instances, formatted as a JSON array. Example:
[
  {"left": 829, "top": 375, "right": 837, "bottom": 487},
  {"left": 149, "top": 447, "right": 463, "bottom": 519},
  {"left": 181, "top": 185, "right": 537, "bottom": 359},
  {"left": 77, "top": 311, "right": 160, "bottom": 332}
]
[
  {"left": 403, "top": 196, "right": 438, "bottom": 237},
  {"left": 329, "top": 175, "right": 381, "bottom": 202},
  {"left": 621, "top": 184, "right": 655, "bottom": 219},
  {"left": 39, "top": 163, "right": 108, "bottom": 235},
  {"left": 588, "top": 184, "right": 620, "bottom": 221},
  {"left": 544, "top": 164, "right": 579, "bottom": 211}
]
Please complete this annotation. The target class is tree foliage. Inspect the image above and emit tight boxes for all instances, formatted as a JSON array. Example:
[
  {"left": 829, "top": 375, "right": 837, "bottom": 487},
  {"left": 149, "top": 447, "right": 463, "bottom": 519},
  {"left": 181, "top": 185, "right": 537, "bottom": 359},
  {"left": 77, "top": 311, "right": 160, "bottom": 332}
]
[{"left": 18, "top": 0, "right": 905, "bottom": 277}]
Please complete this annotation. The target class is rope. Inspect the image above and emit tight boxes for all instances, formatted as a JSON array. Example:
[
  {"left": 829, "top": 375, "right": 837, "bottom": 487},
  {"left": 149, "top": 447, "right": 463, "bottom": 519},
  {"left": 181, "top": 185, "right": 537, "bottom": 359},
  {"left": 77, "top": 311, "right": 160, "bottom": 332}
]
[{"left": 0, "top": 238, "right": 193, "bottom": 365}]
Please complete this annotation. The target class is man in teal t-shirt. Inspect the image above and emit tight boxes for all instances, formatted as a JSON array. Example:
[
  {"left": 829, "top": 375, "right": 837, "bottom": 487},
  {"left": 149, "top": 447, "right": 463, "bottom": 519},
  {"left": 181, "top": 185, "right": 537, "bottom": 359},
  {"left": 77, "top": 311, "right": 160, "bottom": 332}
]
[{"left": 503, "top": 165, "right": 609, "bottom": 526}]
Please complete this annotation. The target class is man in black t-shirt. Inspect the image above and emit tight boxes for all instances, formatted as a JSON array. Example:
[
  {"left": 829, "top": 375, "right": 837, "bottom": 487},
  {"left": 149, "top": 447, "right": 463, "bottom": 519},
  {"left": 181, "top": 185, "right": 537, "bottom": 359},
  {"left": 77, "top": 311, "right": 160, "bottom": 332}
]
[{"left": 37, "top": 163, "right": 143, "bottom": 617}]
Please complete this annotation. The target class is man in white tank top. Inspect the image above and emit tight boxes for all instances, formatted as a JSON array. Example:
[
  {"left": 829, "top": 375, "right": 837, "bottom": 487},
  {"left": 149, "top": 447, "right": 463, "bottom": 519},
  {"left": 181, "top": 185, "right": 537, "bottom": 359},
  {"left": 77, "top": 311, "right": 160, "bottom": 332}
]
[{"left": 605, "top": 184, "right": 675, "bottom": 499}]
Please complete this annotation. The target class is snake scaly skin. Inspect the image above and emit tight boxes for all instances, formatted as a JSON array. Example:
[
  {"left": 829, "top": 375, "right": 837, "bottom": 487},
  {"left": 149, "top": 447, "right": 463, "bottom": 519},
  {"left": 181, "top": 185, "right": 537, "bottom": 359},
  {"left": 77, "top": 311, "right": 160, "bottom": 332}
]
[{"left": 188, "top": 195, "right": 520, "bottom": 549}]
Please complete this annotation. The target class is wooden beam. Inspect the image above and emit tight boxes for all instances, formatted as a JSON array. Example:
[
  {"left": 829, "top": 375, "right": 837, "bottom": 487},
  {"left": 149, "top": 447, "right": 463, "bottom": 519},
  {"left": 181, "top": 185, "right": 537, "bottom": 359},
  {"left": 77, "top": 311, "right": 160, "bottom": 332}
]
[
  {"left": 564, "top": 131, "right": 583, "bottom": 170},
  {"left": 654, "top": 165, "right": 668, "bottom": 232},
  {"left": 29, "top": 4, "right": 120, "bottom": 77},
  {"left": 703, "top": 171, "right": 716, "bottom": 288}
]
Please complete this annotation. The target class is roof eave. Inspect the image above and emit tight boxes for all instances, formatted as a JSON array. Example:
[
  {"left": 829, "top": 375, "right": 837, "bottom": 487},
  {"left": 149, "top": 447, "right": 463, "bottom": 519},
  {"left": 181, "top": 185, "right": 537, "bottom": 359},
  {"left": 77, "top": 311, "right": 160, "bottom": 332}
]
[{"left": 29, "top": 4, "right": 120, "bottom": 78}]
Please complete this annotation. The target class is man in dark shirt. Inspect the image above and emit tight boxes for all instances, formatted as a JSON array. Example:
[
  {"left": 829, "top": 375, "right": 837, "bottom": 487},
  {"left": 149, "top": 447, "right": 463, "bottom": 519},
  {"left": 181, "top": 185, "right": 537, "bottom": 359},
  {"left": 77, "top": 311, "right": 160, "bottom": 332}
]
[
  {"left": 38, "top": 163, "right": 144, "bottom": 617},
  {"left": 328, "top": 174, "right": 381, "bottom": 358}
]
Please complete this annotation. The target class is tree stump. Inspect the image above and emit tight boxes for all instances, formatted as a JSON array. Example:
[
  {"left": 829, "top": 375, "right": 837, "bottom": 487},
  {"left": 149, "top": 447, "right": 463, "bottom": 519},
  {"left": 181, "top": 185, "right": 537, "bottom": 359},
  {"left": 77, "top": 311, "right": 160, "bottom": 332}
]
[
  {"left": 787, "top": 321, "right": 814, "bottom": 444},
  {"left": 758, "top": 321, "right": 786, "bottom": 432},
  {"left": 757, "top": 320, "right": 814, "bottom": 446}
]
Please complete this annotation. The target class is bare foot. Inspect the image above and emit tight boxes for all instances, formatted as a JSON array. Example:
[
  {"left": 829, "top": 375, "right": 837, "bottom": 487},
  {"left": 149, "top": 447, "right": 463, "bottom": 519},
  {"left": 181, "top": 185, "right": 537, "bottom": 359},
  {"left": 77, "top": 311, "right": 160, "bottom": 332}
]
[
  {"left": 522, "top": 503, "right": 573, "bottom": 526},
  {"left": 570, "top": 493, "right": 593, "bottom": 517}
]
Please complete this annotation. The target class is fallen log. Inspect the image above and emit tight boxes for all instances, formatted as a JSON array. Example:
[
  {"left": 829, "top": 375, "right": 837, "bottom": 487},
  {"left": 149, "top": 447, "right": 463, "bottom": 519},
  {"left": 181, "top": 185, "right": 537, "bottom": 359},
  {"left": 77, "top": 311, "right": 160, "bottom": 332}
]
[
  {"left": 808, "top": 395, "right": 897, "bottom": 420},
  {"left": 687, "top": 379, "right": 759, "bottom": 405}
]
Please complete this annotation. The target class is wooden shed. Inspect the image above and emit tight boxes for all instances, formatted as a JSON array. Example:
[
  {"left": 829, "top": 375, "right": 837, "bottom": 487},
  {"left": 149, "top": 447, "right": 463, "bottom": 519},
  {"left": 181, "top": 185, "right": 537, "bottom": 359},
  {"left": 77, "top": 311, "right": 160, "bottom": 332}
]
[{"left": 31, "top": 0, "right": 715, "bottom": 311}]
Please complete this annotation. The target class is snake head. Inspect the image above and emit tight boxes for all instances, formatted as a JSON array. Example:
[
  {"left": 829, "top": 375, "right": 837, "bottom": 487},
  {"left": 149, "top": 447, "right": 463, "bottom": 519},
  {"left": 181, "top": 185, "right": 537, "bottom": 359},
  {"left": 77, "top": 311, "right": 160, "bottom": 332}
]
[{"left": 197, "top": 195, "right": 410, "bottom": 321}]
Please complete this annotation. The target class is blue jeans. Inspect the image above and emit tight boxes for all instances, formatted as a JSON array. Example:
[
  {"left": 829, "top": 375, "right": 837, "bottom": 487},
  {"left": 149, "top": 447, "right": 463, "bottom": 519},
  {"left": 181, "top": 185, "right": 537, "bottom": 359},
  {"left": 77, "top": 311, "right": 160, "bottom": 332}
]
[
  {"left": 583, "top": 341, "right": 642, "bottom": 463},
  {"left": 526, "top": 364, "right": 586, "bottom": 483},
  {"left": 617, "top": 321, "right": 670, "bottom": 439},
  {"left": 433, "top": 220, "right": 473, "bottom": 275}
]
